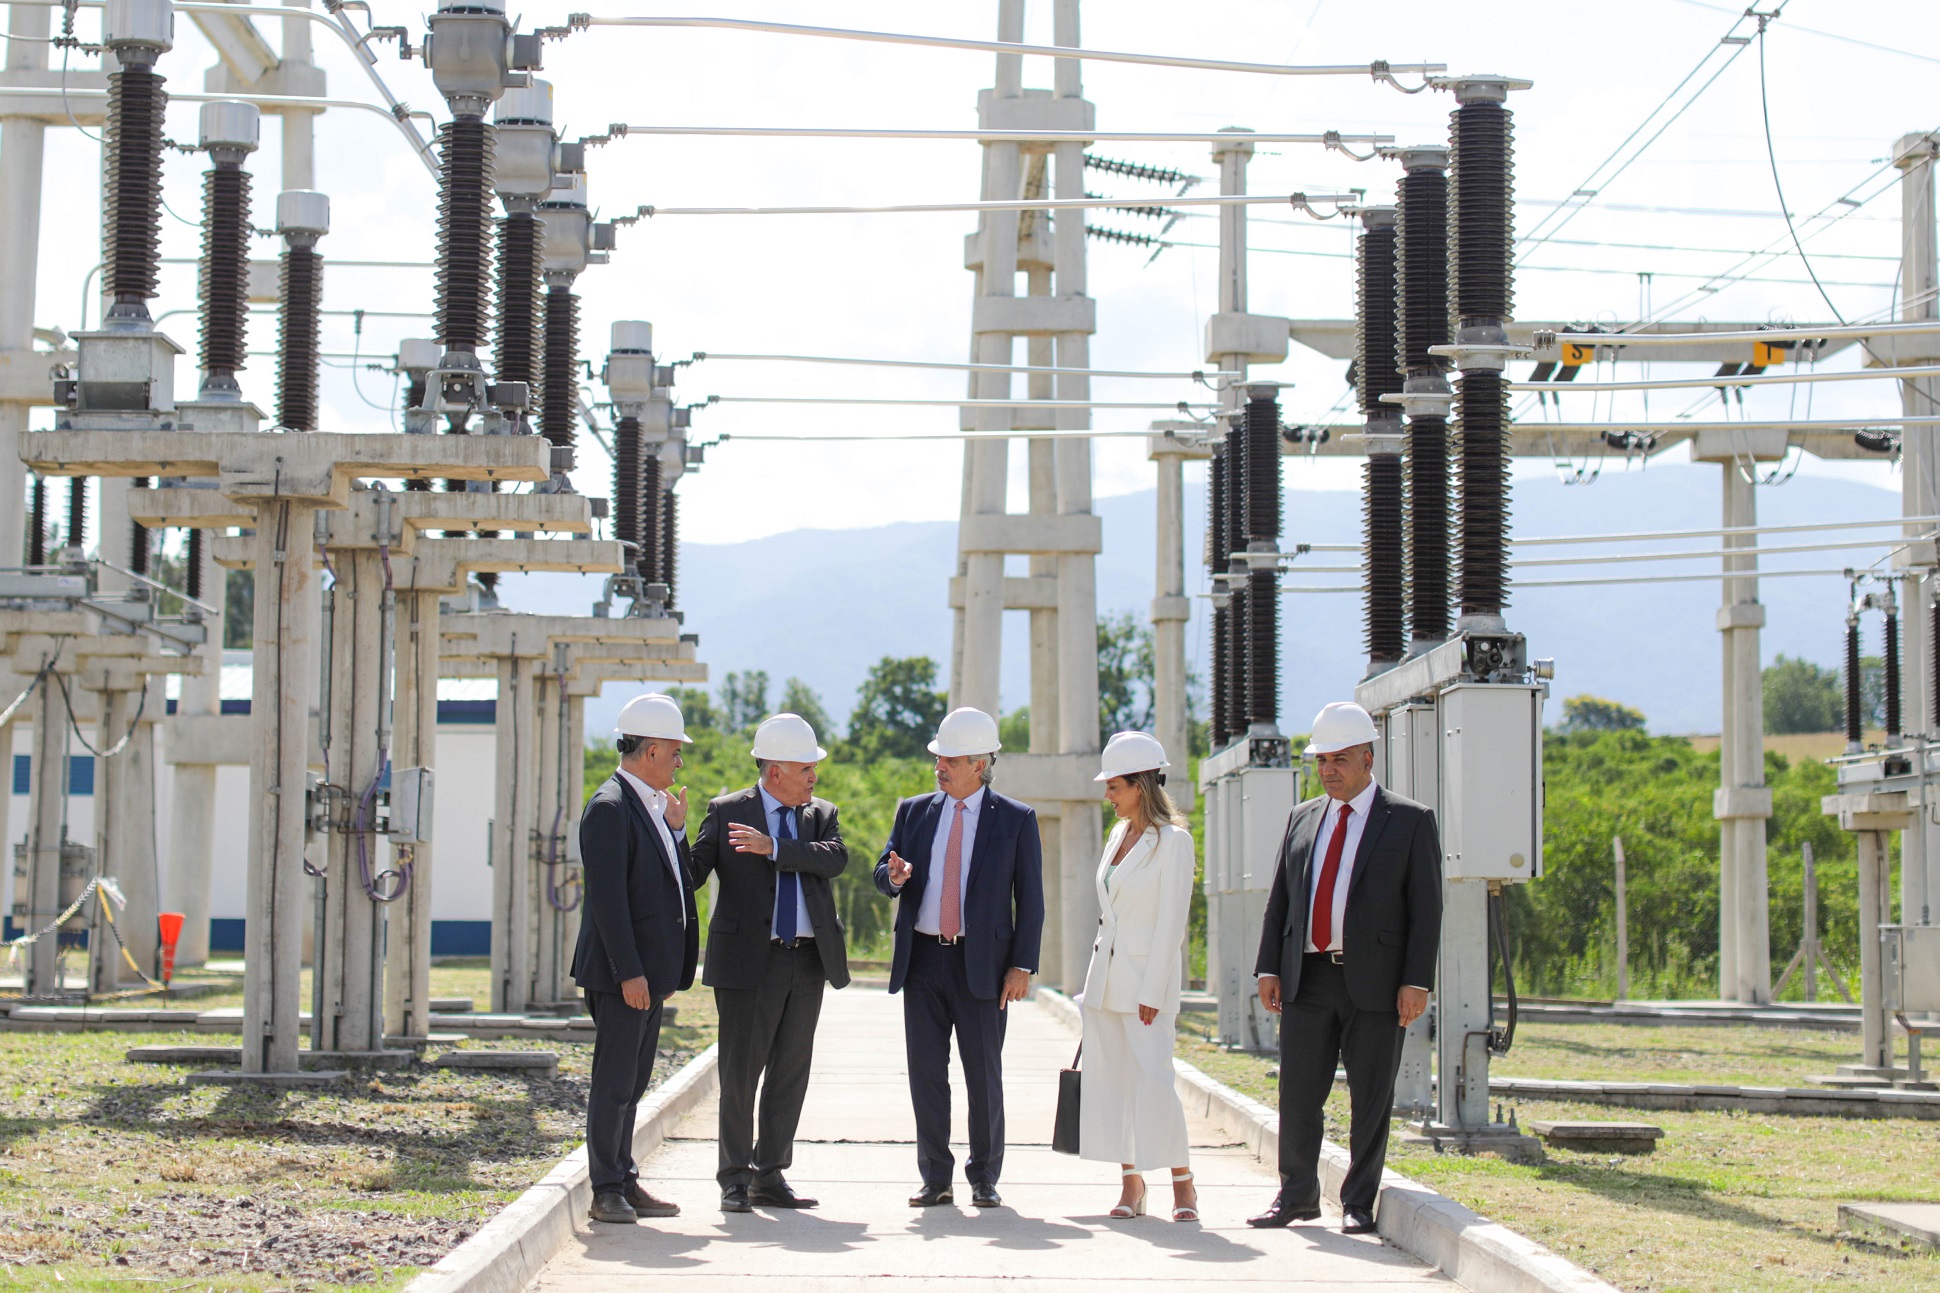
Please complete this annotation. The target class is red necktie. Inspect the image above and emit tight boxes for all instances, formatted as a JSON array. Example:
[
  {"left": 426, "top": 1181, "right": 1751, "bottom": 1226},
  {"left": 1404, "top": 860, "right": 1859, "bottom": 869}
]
[
  {"left": 1310, "top": 802, "right": 1353, "bottom": 952},
  {"left": 940, "top": 801, "right": 966, "bottom": 940}
]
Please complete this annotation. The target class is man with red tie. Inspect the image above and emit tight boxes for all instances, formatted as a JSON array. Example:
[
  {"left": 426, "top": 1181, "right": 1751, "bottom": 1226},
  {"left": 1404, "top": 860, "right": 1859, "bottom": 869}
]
[{"left": 1248, "top": 701, "right": 1442, "bottom": 1235}]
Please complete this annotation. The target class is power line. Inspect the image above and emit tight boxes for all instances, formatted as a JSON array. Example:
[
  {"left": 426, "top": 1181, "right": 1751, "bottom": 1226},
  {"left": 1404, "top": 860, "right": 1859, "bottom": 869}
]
[
  {"left": 1517, "top": 3, "right": 1780, "bottom": 260},
  {"left": 572, "top": 15, "right": 1445, "bottom": 81},
  {"left": 689, "top": 353, "right": 1234, "bottom": 380}
]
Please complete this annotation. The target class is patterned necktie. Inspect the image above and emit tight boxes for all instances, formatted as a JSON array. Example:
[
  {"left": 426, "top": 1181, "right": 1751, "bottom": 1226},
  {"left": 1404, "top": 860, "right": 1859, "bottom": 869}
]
[
  {"left": 774, "top": 806, "right": 798, "bottom": 942},
  {"left": 940, "top": 801, "right": 967, "bottom": 940},
  {"left": 1310, "top": 802, "right": 1354, "bottom": 953}
]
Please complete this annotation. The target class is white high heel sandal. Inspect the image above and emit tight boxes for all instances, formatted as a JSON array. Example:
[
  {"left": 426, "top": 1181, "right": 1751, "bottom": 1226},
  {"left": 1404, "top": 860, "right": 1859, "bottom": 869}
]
[
  {"left": 1170, "top": 1171, "right": 1199, "bottom": 1222},
  {"left": 1109, "top": 1168, "right": 1148, "bottom": 1219}
]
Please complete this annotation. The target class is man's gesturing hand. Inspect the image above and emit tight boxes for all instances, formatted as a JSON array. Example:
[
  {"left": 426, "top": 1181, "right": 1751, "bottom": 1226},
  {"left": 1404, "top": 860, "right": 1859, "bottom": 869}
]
[
  {"left": 664, "top": 787, "right": 689, "bottom": 832},
  {"left": 886, "top": 850, "right": 912, "bottom": 887},
  {"left": 728, "top": 822, "right": 774, "bottom": 856},
  {"left": 1397, "top": 986, "right": 1429, "bottom": 1027},
  {"left": 999, "top": 968, "right": 1031, "bottom": 1009},
  {"left": 1257, "top": 975, "right": 1282, "bottom": 1015},
  {"left": 621, "top": 976, "right": 653, "bottom": 1010}
]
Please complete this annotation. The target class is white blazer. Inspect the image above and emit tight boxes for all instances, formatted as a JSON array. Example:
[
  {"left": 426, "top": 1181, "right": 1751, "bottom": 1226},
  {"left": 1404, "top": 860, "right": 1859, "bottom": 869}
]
[{"left": 1079, "top": 820, "right": 1195, "bottom": 1015}]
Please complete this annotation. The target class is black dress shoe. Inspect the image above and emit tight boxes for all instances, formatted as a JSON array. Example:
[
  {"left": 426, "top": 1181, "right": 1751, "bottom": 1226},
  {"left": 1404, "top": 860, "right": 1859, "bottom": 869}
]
[
  {"left": 721, "top": 1184, "right": 754, "bottom": 1213},
  {"left": 971, "top": 1183, "right": 1002, "bottom": 1208},
  {"left": 1246, "top": 1196, "right": 1322, "bottom": 1228},
  {"left": 749, "top": 1180, "right": 818, "bottom": 1209},
  {"left": 1341, "top": 1207, "right": 1378, "bottom": 1234},
  {"left": 589, "top": 1190, "right": 637, "bottom": 1225},
  {"left": 908, "top": 1184, "right": 954, "bottom": 1207}
]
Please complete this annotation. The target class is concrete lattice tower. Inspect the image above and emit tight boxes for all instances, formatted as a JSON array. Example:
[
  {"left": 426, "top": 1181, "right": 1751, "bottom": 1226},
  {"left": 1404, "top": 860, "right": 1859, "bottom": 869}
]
[{"left": 948, "top": 0, "right": 1102, "bottom": 993}]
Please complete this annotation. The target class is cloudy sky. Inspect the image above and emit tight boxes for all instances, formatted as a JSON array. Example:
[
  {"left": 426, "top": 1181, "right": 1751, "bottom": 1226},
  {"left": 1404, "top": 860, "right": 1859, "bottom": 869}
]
[{"left": 17, "top": 0, "right": 1940, "bottom": 545}]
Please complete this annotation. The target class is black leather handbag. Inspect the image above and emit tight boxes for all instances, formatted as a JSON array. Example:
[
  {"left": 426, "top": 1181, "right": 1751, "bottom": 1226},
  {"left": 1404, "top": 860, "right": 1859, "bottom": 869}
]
[{"left": 1052, "top": 1042, "right": 1082, "bottom": 1155}]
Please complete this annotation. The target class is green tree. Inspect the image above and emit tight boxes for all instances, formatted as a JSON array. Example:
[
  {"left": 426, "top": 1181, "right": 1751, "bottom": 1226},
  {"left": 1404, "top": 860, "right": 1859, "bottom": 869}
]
[
  {"left": 665, "top": 686, "right": 721, "bottom": 731},
  {"left": 847, "top": 656, "right": 948, "bottom": 761},
  {"left": 1560, "top": 694, "right": 1646, "bottom": 733},
  {"left": 1764, "top": 655, "right": 1843, "bottom": 734},
  {"left": 999, "top": 706, "right": 1031, "bottom": 750},
  {"left": 1097, "top": 611, "right": 1155, "bottom": 740},
  {"left": 778, "top": 676, "right": 837, "bottom": 741},
  {"left": 718, "top": 670, "right": 770, "bottom": 732}
]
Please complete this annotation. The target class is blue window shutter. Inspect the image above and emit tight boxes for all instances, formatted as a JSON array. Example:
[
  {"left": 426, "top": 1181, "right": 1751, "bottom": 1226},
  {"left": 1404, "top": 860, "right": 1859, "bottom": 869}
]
[
  {"left": 11, "top": 754, "right": 26, "bottom": 795},
  {"left": 69, "top": 756, "right": 94, "bottom": 796}
]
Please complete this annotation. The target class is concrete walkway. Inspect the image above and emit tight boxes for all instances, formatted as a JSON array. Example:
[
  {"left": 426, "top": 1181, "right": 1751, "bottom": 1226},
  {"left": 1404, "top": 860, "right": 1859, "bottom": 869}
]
[{"left": 530, "top": 986, "right": 1448, "bottom": 1290}]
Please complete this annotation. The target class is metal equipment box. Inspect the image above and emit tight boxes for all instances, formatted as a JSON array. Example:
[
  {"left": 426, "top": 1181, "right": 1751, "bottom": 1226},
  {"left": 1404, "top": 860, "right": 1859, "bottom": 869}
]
[
  {"left": 1202, "top": 761, "right": 1299, "bottom": 1052},
  {"left": 1886, "top": 924, "right": 1940, "bottom": 1015},
  {"left": 1383, "top": 701, "right": 1440, "bottom": 805},
  {"left": 1439, "top": 683, "right": 1544, "bottom": 881},
  {"left": 389, "top": 767, "right": 435, "bottom": 845}
]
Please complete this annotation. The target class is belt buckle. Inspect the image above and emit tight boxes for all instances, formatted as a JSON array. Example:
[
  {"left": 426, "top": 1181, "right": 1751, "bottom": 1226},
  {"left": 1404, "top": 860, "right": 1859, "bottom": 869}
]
[
  {"left": 1329, "top": 951, "right": 1345, "bottom": 965},
  {"left": 935, "top": 933, "right": 961, "bottom": 946}
]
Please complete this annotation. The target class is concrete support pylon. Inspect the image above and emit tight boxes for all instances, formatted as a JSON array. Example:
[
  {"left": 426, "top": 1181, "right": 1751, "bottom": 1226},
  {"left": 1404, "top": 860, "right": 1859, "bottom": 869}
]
[
  {"left": 1895, "top": 131, "right": 1940, "bottom": 927},
  {"left": 491, "top": 648, "right": 541, "bottom": 1013},
  {"left": 0, "top": 4, "right": 54, "bottom": 571},
  {"left": 1049, "top": 0, "right": 1101, "bottom": 998},
  {"left": 316, "top": 538, "right": 394, "bottom": 1055},
  {"left": 383, "top": 587, "right": 439, "bottom": 1041},
  {"left": 22, "top": 643, "right": 67, "bottom": 997},
  {"left": 945, "top": 0, "right": 1102, "bottom": 992},
  {"left": 165, "top": 528, "right": 224, "bottom": 968},
  {"left": 242, "top": 499, "right": 320, "bottom": 1073},
  {"left": 951, "top": 0, "right": 1025, "bottom": 718},
  {"left": 90, "top": 676, "right": 162, "bottom": 992},
  {"left": 1715, "top": 460, "right": 1773, "bottom": 1003}
]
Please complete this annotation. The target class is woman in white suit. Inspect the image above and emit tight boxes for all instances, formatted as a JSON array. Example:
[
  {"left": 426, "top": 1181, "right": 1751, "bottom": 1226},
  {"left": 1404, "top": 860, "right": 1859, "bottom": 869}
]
[{"left": 1079, "top": 731, "right": 1197, "bottom": 1222}]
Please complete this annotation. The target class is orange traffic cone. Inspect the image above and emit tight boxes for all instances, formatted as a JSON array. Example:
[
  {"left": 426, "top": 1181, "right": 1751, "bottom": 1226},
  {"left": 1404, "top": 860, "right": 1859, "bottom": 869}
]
[{"left": 157, "top": 912, "right": 186, "bottom": 986}]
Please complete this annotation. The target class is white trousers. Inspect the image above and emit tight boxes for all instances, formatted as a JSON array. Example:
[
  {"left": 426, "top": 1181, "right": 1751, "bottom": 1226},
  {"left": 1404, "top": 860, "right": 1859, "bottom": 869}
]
[{"left": 1078, "top": 1005, "right": 1190, "bottom": 1171}]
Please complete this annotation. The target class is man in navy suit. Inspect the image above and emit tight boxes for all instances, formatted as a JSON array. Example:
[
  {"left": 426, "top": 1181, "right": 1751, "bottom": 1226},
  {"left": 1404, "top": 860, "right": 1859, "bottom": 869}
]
[
  {"left": 874, "top": 706, "right": 1044, "bottom": 1209},
  {"left": 573, "top": 693, "right": 700, "bottom": 1226}
]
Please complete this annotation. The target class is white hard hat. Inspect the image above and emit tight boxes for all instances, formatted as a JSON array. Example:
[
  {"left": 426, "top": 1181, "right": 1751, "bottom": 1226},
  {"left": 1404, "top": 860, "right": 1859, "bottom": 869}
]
[
  {"left": 1306, "top": 701, "right": 1378, "bottom": 755},
  {"left": 750, "top": 712, "right": 827, "bottom": 763},
  {"left": 927, "top": 706, "right": 1001, "bottom": 758},
  {"left": 615, "top": 692, "right": 692, "bottom": 743},
  {"left": 1094, "top": 731, "right": 1169, "bottom": 781}
]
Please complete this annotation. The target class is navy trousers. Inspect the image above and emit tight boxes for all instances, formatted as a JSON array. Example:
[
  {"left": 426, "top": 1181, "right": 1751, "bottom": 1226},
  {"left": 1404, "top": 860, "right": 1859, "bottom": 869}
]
[{"left": 903, "top": 936, "right": 1008, "bottom": 1190}]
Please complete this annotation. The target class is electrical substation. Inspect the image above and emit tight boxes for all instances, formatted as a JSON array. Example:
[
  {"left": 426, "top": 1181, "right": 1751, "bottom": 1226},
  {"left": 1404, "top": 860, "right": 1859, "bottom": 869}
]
[{"left": 3, "top": 1, "right": 1940, "bottom": 1279}]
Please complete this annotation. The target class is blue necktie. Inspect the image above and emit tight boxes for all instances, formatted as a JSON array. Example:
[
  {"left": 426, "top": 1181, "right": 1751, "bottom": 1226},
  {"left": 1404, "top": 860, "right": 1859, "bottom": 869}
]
[{"left": 774, "top": 806, "right": 798, "bottom": 942}]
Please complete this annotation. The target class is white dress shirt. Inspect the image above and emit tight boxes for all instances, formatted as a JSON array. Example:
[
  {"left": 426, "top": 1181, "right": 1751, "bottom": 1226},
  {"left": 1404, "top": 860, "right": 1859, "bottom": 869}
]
[
  {"left": 618, "top": 766, "right": 686, "bottom": 926},
  {"left": 1305, "top": 779, "right": 1379, "bottom": 954},
  {"left": 913, "top": 790, "right": 982, "bottom": 936},
  {"left": 758, "top": 783, "right": 813, "bottom": 941}
]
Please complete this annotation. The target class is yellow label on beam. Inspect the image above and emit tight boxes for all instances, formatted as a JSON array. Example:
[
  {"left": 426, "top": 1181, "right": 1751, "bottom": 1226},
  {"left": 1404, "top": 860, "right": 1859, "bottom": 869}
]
[
  {"left": 1753, "top": 340, "right": 1789, "bottom": 368},
  {"left": 1561, "top": 342, "right": 1596, "bottom": 366}
]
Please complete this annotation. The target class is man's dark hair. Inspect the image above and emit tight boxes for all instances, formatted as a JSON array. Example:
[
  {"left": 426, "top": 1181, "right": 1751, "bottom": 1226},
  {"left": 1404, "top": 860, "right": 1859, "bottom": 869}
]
[{"left": 617, "top": 734, "right": 645, "bottom": 757}]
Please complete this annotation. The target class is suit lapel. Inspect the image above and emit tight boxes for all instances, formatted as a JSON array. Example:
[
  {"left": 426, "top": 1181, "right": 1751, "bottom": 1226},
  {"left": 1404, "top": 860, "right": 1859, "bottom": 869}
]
[
  {"left": 616, "top": 772, "right": 674, "bottom": 880},
  {"left": 965, "top": 787, "right": 1001, "bottom": 891},
  {"left": 1344, "top": 788, "right": 1393, "bottom": 904},
  {"left": 909, "top": 792, "right": 946, "bottom": 892}
]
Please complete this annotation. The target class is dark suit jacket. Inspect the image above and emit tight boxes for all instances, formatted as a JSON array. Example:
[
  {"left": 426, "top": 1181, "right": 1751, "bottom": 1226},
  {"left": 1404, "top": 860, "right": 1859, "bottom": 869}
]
[
  {"left": 571, "top": 772, "right": 700, "bottom": 1001},
  {"left": 872, "top": 787, "right": 1045, "bottom": 1000},
  {"left": 1254, "top": 784, "right": 1442, "bottom": 1013},
  {"left": 690, "top": 785, "right": 852, "bottom": 990}
]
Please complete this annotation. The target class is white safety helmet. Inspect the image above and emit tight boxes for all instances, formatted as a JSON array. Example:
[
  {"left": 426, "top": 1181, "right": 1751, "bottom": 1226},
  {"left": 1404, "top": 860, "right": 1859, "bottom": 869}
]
[
  {"left": 927, "top": 706, "right": 1001, "bottom": 758},
  {"left": 1306, "top": 701, "right": 1378, "bottom": 755},
  {"left": 750, "top": 712, "right": 827, "bottom": 763},
  {"left": 615, "top": 692, "right": 692, "bottom": 743},
  {"left": 1094, "top": 731, "right": 1169, "bottom": 782}
]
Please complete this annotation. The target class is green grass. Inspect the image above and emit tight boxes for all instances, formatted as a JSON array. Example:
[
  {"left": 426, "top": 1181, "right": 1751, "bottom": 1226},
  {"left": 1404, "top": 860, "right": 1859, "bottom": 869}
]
[
  {"left": 0, "top": 969, "right": 717, "bottom": 1291},
  {"left": 1179, "top": 1016, "right": 1940, "bottom": 1292}
]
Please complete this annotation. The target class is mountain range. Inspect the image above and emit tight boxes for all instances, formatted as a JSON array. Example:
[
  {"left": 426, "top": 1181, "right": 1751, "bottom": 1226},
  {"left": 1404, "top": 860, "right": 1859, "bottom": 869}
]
[{"left": 498, "top": 463, "right": 1904, "bottom": 741}]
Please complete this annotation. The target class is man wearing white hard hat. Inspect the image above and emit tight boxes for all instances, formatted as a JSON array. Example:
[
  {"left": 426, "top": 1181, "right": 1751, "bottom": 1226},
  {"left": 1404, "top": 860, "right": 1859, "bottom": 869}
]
[
  {"left": 690, "top": 713, "right": 850, "bottom": 1214},
  {"left": 1078, "top": 732, "right": 1200, "bottom": 1222},
  {"left": 1247, "top": 701, "right": 1442, "bottom": 1235},
  {"left": 874, "top": 706, "right": 1045, "bottom": 1209},
  {"left": 572, "top": 693, "right": 699, "bottom": 1226}
]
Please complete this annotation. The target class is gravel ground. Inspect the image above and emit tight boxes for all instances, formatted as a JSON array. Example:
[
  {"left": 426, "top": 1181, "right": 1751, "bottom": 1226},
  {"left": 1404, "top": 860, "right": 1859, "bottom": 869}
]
[{"left": 0, "top": 985, "right": 717, "bottom": 1291}]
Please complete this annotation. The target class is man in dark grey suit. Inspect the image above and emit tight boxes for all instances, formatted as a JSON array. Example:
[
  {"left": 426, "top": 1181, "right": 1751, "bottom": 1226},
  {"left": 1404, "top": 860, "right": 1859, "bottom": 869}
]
[
  {"left": 572, "top": 693, "right": 699, "bottom": 1226},
  {"left": 690, "top": 713, "right": 850, "bottom": 1214},
  {"left": 1249, "top": 701, "right": 1441, "bottom": 1234}
]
